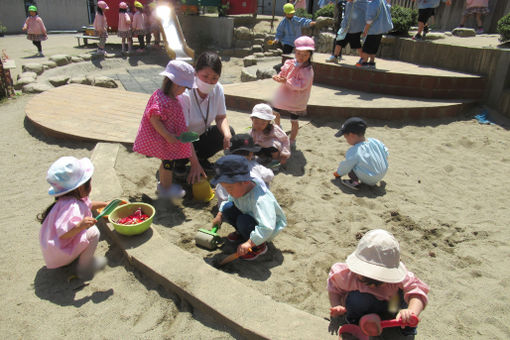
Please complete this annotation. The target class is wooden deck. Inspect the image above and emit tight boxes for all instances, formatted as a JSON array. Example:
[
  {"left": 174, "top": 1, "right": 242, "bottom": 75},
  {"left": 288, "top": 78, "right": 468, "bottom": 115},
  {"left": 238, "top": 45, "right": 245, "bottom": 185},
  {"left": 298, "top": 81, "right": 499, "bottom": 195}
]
[{"left": 26, "top": 84, "right": 150, "bottom": 143}]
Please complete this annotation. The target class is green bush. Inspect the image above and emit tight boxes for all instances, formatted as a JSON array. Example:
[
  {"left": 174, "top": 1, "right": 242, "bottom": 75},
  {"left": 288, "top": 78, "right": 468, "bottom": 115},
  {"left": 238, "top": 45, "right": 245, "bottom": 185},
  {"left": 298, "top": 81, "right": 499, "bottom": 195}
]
[
  {"left": 295, "top": 8, "right": 313, "bottom": 20},
  {"left": 390, "top": 5, "right": 417, "bottom": 35},
  {"left": 314, "top": 3, "right": 334, "bottom": 19},
  {"left": 0, "top": 22, "right": 7, "bottom": 34},
  {"left": 497, "top": 12, "right": 510, "bottom": 42}
]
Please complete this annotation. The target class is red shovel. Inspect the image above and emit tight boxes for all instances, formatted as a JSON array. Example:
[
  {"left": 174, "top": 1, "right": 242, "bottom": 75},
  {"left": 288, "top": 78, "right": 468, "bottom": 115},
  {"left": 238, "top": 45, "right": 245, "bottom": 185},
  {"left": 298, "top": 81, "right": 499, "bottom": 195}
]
[
  {"left": 338, "top": 324, "right": 369, "bottom": 340},
  {"left": 360, "top": 313, "right": 420, "bottom": 336}
]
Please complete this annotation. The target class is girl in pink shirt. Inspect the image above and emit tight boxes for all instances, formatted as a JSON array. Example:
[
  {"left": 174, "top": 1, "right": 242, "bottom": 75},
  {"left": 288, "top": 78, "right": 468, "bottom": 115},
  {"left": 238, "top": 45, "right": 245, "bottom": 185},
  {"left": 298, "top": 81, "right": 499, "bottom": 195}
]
[
  {"left": 117, "top": 2, "right": 132, "bottom": 53},
  {"left": 133, "top": 60, "right": 196, "bottom": 199},
  {"left": 22, "top": 5, "right": 47, "bottom": 57},
  {"left": 38, "top": 157, "right": 108, "bottom": 280},
  {"left": 327, "top": 229, "right": 429, "bottom": 337},
  {"left": 132, "top": 1, "right": 147, "bottom": 52},
  {"left": 272, "top": 36, "right": 315, "bottom": 148},
  {"left": 459, "top": 0, "right": 489, "bottom": 33},
  {"left": 93, "top": 1, "right": 109, "bottom": 55}
]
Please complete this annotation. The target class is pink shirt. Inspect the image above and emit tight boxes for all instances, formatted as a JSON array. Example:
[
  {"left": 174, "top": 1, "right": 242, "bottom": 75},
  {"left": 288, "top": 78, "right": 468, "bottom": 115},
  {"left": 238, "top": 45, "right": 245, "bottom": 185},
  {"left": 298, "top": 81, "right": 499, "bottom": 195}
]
[
  {"left": 294, "top": 0, "right": 307, "bottom": 10},
  {"left": 328, "top": 263, "right": 429, "bottom": 307},
  {"left": 250, "top": 124, "right": 291, "bottom": 159},
  {"left": 118, "top": 12, "right": 132, "bottom": 31},
  {"left": 133, "top": 89, "right": 192, "bottom": 160},
  {"left": 272, "top": 59, "right": 314, "bottom": 112},
  {"left": 23, "top": 16, "right": 46, "bottom": 35},
  {"left": 40, "top": 197, "right": 93, "bottom": 269},
  {"left": 132, "top": 11, "right": 146, "bottom": 30},
  {"left": 93, "top": 13, "right": 107, "bottom": 34},
  {"left": 466, "top": 0, "right": 489, "bottom": 8}
]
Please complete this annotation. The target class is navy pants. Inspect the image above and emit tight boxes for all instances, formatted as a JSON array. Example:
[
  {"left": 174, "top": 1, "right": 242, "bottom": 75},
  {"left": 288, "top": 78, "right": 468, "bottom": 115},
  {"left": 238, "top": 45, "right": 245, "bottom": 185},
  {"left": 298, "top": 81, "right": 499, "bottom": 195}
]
[{"left": 221, "top": 202, "right": 257, "bottom": 241}]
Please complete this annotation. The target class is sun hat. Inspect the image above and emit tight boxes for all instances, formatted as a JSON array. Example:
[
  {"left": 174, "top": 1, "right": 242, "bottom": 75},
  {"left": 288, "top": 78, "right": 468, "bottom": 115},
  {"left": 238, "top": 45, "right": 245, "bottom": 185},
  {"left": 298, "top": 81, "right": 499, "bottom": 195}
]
[
  {"left": 28, "top": 5, "right": 37, "bottom": 12},
  {"left": 97, "top": 1, "right": 109, "bottom": 9},
  {"left": 294, "top": 36, "right": 315, "bottom": 51},
  {"left": 227, "top": 134, "right": 261, "bottom": 154},
  {"left": 210, "top": 155, "right": 253, "bottom": 186},
  {"left": 283, "top": 3, "right": 295, "bottom": 14},
  {"left": 335, "top": 117, "right": 367, "bottom": 137},
  {"left": 119, "top": 2, "right": 128, "bottom": 9},
  {"left": 46, "top": 157, "right": 94, "bottom": 197},
  {"left": 250, "top": 103, "right": 276, "bottom": 121},
  {"left": 159, "top": 60, "right": 195, "bottom": 89},
  {"left": 134, "top": 1, "right": 144, "bottom": 8},
  {"left": 346, "top": 229, "right": 407, "bottom": 284}
]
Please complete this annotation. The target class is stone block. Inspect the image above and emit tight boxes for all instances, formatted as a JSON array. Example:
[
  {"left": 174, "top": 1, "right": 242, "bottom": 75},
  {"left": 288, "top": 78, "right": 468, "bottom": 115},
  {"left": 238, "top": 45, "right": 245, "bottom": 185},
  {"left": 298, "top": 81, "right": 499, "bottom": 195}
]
[
  {"left": 69, "top": 75, "right": 92, "bottom": 85},
  {"left": 22, "top": 82, "right": 53, "bottom": 93},
  {"left": 234, "top": 26, "right": 253, "bottom": 40},
  {"left": 17, "top": 72, "right": 37, "bottom": 81},
  {"left": 252, "top": 45, "right": 264, "bottom": 53},
  {"left": 14, "top": 77, "right": 36, "bottom": 90},
  {"left": 241, "top": 68, "right": 257, "bottom": 82},
  {"left": 42, "top": 60, "right": 57, "bottom": 69},
  {"left": 256, "top": 67, "right": 276, "bottom": 80},
  {"left": 79, "top": 54, "right": 92, "bottom": 61},
  {"left": 49, "top": 75, "right": 70, "bottom": 87},
  {"left": 93, "top": 76, "right": 118, "bottom": 88},
  {"left": 243, "top": 55, "right": 258, "bottom": 67},
  {"left": 22, "top": 63, "right": 44, "bottom": 75},
  {"left": 452, "top": 28, "right": 476, "bottom": 37},
  {"left": 234, "top": 40, "right": 252, "bottom": 49},
  {"left": 254, "top": 52, "right": 265, "bottom": 58},
  {"left": 315, "top": 16, "right": 334, "bottom": 30},
  {"left": 316, "top": 32, "right": 335, "bottom": 54},
  {"left": 71, "top": 56, "right": 84, "bottom": 63},
  {"left": 49, "top": 54, "right": 71, "bottom": 66}
]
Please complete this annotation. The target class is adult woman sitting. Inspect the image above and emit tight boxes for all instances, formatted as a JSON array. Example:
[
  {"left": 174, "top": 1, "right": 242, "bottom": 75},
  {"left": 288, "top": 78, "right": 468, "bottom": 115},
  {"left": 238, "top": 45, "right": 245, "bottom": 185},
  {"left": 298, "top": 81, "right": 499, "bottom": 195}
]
[{"left": 177, "top": 51, "right": 234, "bottom": 183}]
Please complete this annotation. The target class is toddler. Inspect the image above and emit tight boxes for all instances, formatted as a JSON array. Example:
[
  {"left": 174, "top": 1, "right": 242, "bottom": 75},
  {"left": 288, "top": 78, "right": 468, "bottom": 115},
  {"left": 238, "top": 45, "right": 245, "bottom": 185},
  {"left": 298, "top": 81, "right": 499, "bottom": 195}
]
[
  {"left": 133, "top": 60, "right": 195, "bottom": 199},
  {"left": 117, "top": 2, "right": 132, "bottom": 54},
  {"left": 459, "top": 0, "right": 489, "bottom": 34},
  {"left": 334, "top": 117, "right": 388, "bottom": 190},
  {"left": 412, "top": 0, "right": 452, "bottom": 40},
  {"left": 274, "top": 4, "right": 316, "bottom": 54},
  {"left": 93, "top": 1, "right": 109, "bottom": 55},
  {"left": 38, "top": 157, "right": 108, "bottom": 280},
  {"left": 250, "top": 103, "right": 291, "bottom": 166},
  {"left": 272, "top": 36, "right": 315, "bottom": 147},
  {"left": 132, "top": 1, "right": 147, "bottom": 52},
  {"left": 211, "top": 155, "right": 287, "bottom": 260},
  {"left": 22, "top": 5, "right": 47, "bottom": 57},
  {"left": 328, "top": 229, "right": 429, "bottom": 337}
]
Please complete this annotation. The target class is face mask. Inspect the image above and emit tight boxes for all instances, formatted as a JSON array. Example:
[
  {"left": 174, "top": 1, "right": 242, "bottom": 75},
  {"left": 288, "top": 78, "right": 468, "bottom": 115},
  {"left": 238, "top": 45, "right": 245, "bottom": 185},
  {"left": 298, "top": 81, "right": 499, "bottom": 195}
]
[{"left": 195, "top": 77, "right": 216, "bottom": 95}]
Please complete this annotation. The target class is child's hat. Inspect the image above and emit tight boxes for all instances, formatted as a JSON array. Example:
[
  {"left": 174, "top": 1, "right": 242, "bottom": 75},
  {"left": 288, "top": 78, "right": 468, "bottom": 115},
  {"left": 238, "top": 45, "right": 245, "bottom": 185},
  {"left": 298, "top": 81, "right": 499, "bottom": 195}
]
[
  {"left": 335, "top": 117, "right": 367, "bottom": 137},
  {"left": 134, "top": 1, "right": 144, "bottom": 8},
  {"left": 119, "top": 2, "right": 129, "bottom": 9},
  {"left": 97, "top": 1, "right": 109, "bottom": 9},
  {"left": 346, "top": 229, "right": 407, "bottom": 283},
  {"left": 28, "top": 5, "right": 38, "bottom": 12},
  {"left": 294, "top": 36, "right": 315, "bottom": 51},
  {"left": 159, "top": 60, "right": 195, "bottom": 89},
  {"left": 227, "top": 134, "right": 261, "bottom": 154},
  {"left": 250, "top": 103, "right": 276, "bottom": 121},
  {"left": 46, "top": 156, "right": 94, "bottom": 197},
  {"left": 283, "top": 3, "right": 295, "bottom": 14},
  {"left": 210, "top": 155, "right": 253, "bottom": 186}
]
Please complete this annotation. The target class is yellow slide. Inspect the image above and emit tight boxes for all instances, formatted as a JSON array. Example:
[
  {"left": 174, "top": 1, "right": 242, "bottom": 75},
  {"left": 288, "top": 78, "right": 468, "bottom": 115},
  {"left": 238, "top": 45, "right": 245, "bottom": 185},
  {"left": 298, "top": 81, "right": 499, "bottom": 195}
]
[{"left": 154, "top": 4, "right": 194, "bottom": 61}]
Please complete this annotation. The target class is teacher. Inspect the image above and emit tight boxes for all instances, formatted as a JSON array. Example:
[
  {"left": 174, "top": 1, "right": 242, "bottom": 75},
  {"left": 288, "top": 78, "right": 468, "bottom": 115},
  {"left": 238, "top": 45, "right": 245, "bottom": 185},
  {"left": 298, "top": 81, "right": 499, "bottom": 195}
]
[{"left": 177, "top": 51, "right": 234, "bottom": 184}]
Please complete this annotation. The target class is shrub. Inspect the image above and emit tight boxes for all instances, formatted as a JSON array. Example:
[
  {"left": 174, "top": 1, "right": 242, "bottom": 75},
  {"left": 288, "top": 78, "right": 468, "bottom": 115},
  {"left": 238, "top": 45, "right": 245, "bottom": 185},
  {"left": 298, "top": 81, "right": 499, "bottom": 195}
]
[
  {"left": 0, "top": 23, "right": 7, "bottom": 34},
  {"left": 497, "top": 12, "right": 510, "bottom": 42},
  {"left": 314, "top": 3, "right": 334, "bottom": 19},
  {"left": 295, "top": 8, "right": 313, "bottom": 20},
  {"left": 390, "top": 5, "right": 416, "bottom": 35}
]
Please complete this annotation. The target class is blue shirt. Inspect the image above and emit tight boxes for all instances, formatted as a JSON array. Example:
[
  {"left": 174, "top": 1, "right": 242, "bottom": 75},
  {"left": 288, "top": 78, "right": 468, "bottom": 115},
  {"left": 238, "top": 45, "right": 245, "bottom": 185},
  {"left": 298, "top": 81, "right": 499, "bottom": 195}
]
[
  {"left": 415, "top": 0, "right": 446, "bottom": 9},
  {"left": 337, "top": 138, "right": 389, "bottom": 185},
  {"left": 341, "top": 0, "right": 368, "bottom": 34},
  {"left": 219, "top": 180, "right": 287, "bottom": 246},
  {"left": 275, "top": 16, "right": 313, "bottom": 47},
  {"left": 366, "top": 0, "right": 393, "bottom": 35}
]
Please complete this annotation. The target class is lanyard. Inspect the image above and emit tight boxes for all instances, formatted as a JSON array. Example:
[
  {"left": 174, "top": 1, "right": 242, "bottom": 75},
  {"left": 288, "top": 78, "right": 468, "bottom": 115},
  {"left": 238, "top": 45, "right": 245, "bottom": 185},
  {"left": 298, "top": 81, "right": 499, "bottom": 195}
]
[{"left": 193, "top": 89, "right": 210, "bottom": 130}]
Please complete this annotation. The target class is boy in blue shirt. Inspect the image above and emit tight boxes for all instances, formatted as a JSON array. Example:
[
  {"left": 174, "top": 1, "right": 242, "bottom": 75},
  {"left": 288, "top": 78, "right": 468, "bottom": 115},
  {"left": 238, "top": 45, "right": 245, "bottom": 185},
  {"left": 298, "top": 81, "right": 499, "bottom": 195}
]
[
  {"left": 412, "top": 0, "right": 451, "bottom": 41},
  {"left": 275, "top": 3, "right": 316, "bottom": 54},
  {"left": 211, "top": 155, "right": 287, "bottom": 260},
  {"left": 333, "top": 117, "right": 388, "bottom": 190}
]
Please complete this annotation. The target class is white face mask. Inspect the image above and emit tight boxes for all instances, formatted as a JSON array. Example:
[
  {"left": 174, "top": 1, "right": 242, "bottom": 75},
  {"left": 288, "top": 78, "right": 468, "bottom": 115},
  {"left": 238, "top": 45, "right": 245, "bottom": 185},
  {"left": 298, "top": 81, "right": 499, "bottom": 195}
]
[{"left": 195, "top": 77, "right": 216, "bottom": 95}]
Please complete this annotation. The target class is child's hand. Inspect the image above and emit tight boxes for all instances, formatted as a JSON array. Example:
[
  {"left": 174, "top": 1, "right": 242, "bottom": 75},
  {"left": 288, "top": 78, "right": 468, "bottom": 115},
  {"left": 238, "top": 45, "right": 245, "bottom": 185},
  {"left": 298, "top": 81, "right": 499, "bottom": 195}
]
[
  {"left": 212, "top": 212, "right": 222, "bottom": 226},
  {"left": 237, "top": 240, "right": 255, "bottom": 256},
  {"left": 333, "top": 171, "right": 340, "bottom": 178},
  {"left": 445, "top": 0, "right": 451, "bottom": 5},
  {"left": 396, "top": 309, "right": 418, "bottom": 327},
  {"left": 330, "top": 305, "right": 347, "bottom": 316},
  {"left": 310, "top": 21, "right": 316, "bottom": 27},
  {"left": 78, "top": 217, "right": 97, "bottom": 230}
]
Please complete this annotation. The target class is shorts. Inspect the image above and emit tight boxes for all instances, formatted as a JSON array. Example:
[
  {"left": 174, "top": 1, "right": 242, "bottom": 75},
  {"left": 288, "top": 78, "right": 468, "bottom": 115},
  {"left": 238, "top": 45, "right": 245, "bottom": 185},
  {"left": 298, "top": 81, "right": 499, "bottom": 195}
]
[
  {"left": 117, "top": 30, "right": 132, "bottom": 38},
  {"left": 336, "top": 32, "right": 362, "bottom": 49},
  {"left": 162, "top": 159, "right": 187, "bottom": 171},
  {"left": 27, "top": 34, "right": 48, "bottom": 41},
  {"left": 418, "top": 7, "right": 435, "bottom": 23},
  {"left": 362, "top": 34, "right": 382, "bottom": 55},
  {"left": 464, "top": 7, "right": 489, "bottom": 15},
  {"left": 272, "top": 107, "right": 306, "bottom": 120}
]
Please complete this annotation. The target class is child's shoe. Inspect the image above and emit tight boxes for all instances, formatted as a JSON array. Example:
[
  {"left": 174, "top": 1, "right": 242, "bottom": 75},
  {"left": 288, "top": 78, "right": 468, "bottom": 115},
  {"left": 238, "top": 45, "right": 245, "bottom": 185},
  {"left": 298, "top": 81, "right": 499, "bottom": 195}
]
[
  {"left": 38, "top": 52, "right": 44, "bottom": 57},
  {"left": 355, "top": 60, "right": 370, "bottom": 68},
  {"left": 412, "top": 33, "right": 423, "bottom": 41},
  {"left": 77, "top": 256, "right": 107, "bottom": 280},
  {"left": 325, "top": 55, "right": 339, "bottom": 63},
  {"left": 227, "top": 231, "right": 242, "bottom": 243},
  {"left": 367, "top": 61, "right": 376, "bottom": 69},
  {"left": 240, "top": 243, "right": 268, "bottom": 261},
  {"left": 168, "top": 184, "right": 186, "bottom": 198},
  {"left": 423, "top": 25, "right": 429, "bottom": 39},
  {"left": 476, "top": 27, "right": 484, "bottom": 34},
  {"left": 341, "top": 179, "right": 360, "bottom": 190}
]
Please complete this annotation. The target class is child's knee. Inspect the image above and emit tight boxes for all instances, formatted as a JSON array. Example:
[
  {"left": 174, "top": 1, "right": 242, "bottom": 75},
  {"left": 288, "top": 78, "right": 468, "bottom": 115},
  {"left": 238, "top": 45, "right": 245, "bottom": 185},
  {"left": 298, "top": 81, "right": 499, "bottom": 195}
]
[{"left": 86, "top": 225, "right": 100, "bottom": 241}]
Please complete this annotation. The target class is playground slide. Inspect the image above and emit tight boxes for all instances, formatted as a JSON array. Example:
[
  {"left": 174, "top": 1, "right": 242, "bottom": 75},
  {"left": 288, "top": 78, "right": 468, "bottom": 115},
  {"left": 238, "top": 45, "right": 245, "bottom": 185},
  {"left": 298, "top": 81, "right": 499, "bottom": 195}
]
[{"left": 155, "top": 4, "right": 194, "bottom": 61}]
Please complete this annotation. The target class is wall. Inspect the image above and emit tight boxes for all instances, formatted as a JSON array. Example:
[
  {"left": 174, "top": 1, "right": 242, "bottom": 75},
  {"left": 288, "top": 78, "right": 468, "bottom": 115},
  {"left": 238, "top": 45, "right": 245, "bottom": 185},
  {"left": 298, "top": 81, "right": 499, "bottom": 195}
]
[
  {"left": 0, "top": 0, "right": 29, "bottom": 34},
  {"left": 179, "top": 15, "right": 234, "bottom": 50}
]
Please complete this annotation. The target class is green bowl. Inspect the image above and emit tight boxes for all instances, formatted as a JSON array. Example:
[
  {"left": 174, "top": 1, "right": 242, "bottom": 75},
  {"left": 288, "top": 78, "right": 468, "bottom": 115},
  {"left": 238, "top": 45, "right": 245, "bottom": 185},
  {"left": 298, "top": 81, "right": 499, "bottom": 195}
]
[{"left": 108, "top": 203, "right": 155, "bottom": 236}]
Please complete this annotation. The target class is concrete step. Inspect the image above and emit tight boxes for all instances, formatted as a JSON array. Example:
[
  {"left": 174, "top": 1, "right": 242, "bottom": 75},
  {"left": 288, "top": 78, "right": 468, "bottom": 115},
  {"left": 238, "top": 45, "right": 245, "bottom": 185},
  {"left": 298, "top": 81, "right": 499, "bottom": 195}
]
[{"left": 224, "top": 78, "right": 474, "bottom": 120}]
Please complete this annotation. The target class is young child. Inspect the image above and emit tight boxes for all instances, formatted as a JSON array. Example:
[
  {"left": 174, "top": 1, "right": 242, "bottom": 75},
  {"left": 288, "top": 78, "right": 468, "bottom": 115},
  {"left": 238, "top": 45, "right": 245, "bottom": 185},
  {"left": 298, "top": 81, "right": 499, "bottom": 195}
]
[
  {"left": 132, "top": 1, "right": 147, "bottom": 52},
  {"left": 215, "top": 134, "right": 275, "bottom": 207},
  {"left": 327, "top": 229, "right": 429, "bottom": 337},
  {"left": 93, "top": 1, "right": 109, "bottom": 55},
  {"left": 459, "top": 0, "right": 489, "bottom": 34},
  {"left": 412, "top": 0, "right": 451, "bottom": 41},
  {"left": 357, "top": 0, "right": 393, "bottom": 68},
  {"left": 38, "top": 157, "right": 108, "bottom": 280},
  {"left": 117, "top": 2, "right": 132, "bottom": 54},
  {"left": 250, "top": 103, "right": 291, "bottom": 166},
  {"left": 133, "top": 60, "right": 195, "bottom": 199},
  {"left": 22, "top": 5, "right": 47, "bottom": 57},
  {"left": 333, "top": 117, "right": 388, "bottom": 190},
  {"left": 211, "top": 155, "right": 287, "bottom": 260},
  {"left": 326, "top": 0, "right": 367, "bottom": 64},
  {"left": 272, "top": 36, "right": 315, "bottom": 148},
  {"left": 274, "top": 4, "right": 316, "bottom": 54}
]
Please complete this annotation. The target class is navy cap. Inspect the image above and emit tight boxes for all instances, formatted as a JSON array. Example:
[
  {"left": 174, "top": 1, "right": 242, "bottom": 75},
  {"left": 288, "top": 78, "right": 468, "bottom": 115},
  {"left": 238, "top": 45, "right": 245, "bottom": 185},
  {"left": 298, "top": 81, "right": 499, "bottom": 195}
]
[
  {"left": 226, "top": 134, "right": 261, "bottom": 154},
  {"left": 210, "top": 155, "right": 253, "bottom": 186},
  {"left": 335, "top": 117, "right": 367, "bottom": 137}
]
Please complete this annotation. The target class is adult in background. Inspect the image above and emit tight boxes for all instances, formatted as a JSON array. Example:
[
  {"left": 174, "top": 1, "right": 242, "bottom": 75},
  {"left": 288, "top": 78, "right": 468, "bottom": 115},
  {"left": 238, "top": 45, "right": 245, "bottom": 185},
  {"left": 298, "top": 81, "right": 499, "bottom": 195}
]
[{"left": 177, "top": 51, "right": 234, "bottom": 184}]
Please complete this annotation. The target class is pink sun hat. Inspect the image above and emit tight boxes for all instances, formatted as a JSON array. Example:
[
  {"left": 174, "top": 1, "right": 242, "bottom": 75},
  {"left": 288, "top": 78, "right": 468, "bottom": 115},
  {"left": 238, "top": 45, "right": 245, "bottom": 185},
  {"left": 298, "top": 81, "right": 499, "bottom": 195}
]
[
  {"left": 46, "top": 157, "right": 94, "bottom": 197},
  {"left": 159, "top": 60, "right": 195, "bottom": 89},
  {"left": 294, "top": 36, "right": 315, "bottom": 51},
  {"left": 97, "top": 1, "right": 109, "bottom": 9}
]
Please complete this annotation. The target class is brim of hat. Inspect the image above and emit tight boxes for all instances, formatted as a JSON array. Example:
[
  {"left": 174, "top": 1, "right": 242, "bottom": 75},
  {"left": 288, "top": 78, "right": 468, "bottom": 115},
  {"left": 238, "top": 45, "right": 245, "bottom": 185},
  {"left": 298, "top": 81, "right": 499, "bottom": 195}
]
[
  {"left": 346, "top": 253, "right": 407, "bottom": 283},
  {"left": 295, "top": 47, "right": 314, "bottom": 51},
  {"left": 226, "top": 145, "right": 262, "bottom": 154},
  {"left": 159, "top": 71, "right": 193, "bottom": 89},
  {"left": 210, "top": 173, "right": 252, "bottom": 186},
  {"left": 251, "top": 112, "right": 276, "bottom": 121},
  {"left": 334, "top": 130, "right": 345, "bottom": 137},
  {"left": 285, "top": 10, "right": 295, "bottom": 14},
  {"left": 48, "top": 158, "right": 94, "bottom": 197}
]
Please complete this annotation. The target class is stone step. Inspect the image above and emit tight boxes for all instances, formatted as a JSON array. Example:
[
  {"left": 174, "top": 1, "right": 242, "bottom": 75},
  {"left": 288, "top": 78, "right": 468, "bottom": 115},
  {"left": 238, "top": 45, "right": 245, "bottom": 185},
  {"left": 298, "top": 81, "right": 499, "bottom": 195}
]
[{"left": 224, "top": 78, "right": 474, "bottom": 120}]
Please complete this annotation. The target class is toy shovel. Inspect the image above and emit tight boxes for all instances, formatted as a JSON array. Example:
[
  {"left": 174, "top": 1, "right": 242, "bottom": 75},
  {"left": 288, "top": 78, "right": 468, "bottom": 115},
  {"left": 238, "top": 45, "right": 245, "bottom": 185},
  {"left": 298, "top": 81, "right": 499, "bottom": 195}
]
[
  {"left": 177, "top": 131, "right": 199, "bottom": 143},
  {"left": 217, "top": 248, "right": 252, "bottom": 267},
  {"left": 95, "top": 199, "right": 122, "bottom": 220},
  {"left": 338, "top": 324, "right": 368, "bottom": 340},
  {"left": 360, "top": 313, "right": 419, "bottom": 336}
]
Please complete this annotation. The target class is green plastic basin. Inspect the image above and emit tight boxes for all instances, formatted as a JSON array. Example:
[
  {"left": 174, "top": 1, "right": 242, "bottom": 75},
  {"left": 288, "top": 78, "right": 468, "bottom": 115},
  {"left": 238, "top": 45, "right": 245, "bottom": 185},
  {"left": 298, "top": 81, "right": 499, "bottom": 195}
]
[{"left": 108, "top": 203, "right": 155, "bottom": 236}]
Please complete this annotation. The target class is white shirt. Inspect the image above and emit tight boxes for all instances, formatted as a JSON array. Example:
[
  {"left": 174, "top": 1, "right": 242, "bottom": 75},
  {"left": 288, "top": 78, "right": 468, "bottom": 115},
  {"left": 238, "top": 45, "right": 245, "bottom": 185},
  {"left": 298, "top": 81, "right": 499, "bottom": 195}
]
[{"left": 178, "top": 83, "right": 227, "bottom": 135}]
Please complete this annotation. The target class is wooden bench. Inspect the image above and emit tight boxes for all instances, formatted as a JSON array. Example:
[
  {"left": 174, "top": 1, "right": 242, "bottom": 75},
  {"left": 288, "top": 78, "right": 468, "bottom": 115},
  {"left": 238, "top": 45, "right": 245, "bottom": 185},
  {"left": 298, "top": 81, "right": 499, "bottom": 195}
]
[{"left": 75, "top": 34, "right": 100, "bottom": 47}]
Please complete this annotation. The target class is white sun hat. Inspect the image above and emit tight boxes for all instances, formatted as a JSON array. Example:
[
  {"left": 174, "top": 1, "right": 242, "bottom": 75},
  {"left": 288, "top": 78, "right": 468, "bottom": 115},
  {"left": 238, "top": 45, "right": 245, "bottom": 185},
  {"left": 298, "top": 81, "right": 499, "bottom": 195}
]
[
  {"left": 250, "top": 103, "right": 276, "bottom": 121},
  {"left": 46, "top": 157, "right": 94, "bottom": 197}
]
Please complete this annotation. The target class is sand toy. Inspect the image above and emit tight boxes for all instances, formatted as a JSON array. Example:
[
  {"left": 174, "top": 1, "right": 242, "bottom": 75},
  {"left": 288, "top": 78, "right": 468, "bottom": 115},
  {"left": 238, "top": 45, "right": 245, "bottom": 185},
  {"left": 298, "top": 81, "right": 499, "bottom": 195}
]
[
  {"left": 195, "top": 224, "right": 221, "bottom": 250},
  {"left": 360, "top": 313, "right": 419, "bottom": 336}
]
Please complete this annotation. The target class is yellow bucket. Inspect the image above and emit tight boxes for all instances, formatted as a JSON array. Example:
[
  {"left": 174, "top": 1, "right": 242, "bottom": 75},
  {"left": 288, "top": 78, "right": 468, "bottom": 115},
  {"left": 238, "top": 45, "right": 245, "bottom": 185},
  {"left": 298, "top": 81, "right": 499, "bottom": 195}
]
[{"left": 192, "top": 178, "right": 215, "bottom": 202}]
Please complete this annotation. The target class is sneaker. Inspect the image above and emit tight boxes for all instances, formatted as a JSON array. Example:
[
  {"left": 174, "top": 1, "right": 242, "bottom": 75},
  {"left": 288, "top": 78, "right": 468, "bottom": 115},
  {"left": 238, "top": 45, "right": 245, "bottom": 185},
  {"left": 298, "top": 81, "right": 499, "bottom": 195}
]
[
  {"left": 423, "top": 25, "right": 429, "bottom": 38},
  {"left": 412, "top": 33, "right": 423, "bottom": 41},
  {"left": 476, "top": 27, "right": 484, "bottom": 34},
  {"left": 325, "top": 55, "right": 339, "bottom": 63},
  {"left": 355, "top": 61, "right": 370, "bottom": 68},
  {"left": 38, "top": 52, "right": 44, "bottom": 57},
  {"left": 240, "top": 243, "right": 268, "bottom": 261},
  {"left": 77, "top": 256, "right": 107, "bottom": 280},
  {"left": 367, "top": 61, "right": 376, "bottom": 68},
  {"left": 341, "top": 179, "right": 360, "bottom": 190},
  {"left": 168, "top": 184, "right": 186, "bottom": 198},
  {"left": 227, "top": 231, "right": 242, "bottom": 243}
]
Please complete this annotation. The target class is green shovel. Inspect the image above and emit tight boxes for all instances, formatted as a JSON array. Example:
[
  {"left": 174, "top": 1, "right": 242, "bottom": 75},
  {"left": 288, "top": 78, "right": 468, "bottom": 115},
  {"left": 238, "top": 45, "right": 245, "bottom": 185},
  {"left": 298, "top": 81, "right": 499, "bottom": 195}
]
[
  {"left": 177, "top": 131, "right": 200, "bottom": 143},
  {"left": 95, "top": 199, "right": 122, "bottom": 220}
]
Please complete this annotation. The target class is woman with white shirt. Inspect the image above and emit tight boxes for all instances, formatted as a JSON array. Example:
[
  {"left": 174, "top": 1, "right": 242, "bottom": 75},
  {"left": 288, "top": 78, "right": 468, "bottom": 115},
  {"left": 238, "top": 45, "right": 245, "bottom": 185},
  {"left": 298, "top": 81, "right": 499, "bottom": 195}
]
[{"left": 177, "top": 51, "right": 234, "bottom": 184}]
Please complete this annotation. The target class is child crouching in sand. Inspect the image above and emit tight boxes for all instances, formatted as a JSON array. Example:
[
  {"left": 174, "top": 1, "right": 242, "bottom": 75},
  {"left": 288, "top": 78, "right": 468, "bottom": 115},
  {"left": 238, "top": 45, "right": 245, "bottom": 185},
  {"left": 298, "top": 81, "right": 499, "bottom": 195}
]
[
  {"left": 211, "top": 155, "right": 286, "bottom": 260},
  {"left": 327, "top": 229, "right": 429, "bottom": 337}
]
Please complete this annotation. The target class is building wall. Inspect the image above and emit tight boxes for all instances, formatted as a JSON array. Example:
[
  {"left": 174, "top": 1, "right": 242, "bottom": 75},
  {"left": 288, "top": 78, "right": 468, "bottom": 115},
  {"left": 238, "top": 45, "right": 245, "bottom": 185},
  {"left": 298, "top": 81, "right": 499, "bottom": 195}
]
[
  {"left": 0, "top": 1, "right": 29, "bottom": 34},
  {"left": 180, "top": 15, "right": 234, "bottom": 49}
]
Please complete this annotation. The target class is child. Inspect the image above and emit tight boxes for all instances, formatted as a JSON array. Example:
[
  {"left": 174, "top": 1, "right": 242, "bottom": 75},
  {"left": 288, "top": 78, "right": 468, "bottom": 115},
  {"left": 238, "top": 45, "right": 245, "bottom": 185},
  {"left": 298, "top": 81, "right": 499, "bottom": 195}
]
[
  {"left": 326, "top": 0, "right": 367, "bottom": 64},
  {"left": 327, "top": 229, "right": 429, "bottom": 337},
  {"left": 412, "top": 0, "right": 451, "bottom": 41},
  {"left": 132, "top": 1, "right": 147, "bottom": 52},
  {"left": 272, "top": 36, "right": 315, "bottom": 148},
  {"left": 250, "top": 103, "right": 291, "bottom": 166},
  {"left": 333, "top": 117, "right": 388, "bottom": 190},
  {"left": 274, "top": 4, "right": 316, "bottom": 54},
  {"left": 22, "top": 5, "right": 47, "bottom": 57},
  {"left": 93, "top": 1, "right": 109, "bottom": 55},
  {"left": 133, "top": 60, "right": 195, "bottom": 199},
  {"left": 459, "top": 0, "right": 489, "bottom": 34},
  {"left": 118, "top": 2, "right": 132, "bottom": 54},
  {"left": 211, "top": 155, "right": 286, "bottom": 260},
  {"left": 38, "top": 157, "right": 108, "bottom": 280},
  {"left": 215, "top": 134, "right": 275, "bottom": 207}
]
